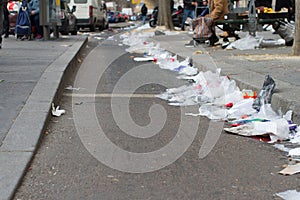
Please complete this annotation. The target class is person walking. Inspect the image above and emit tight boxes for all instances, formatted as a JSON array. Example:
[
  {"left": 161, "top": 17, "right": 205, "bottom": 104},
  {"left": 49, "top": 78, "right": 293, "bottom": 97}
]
[
  {"left": 141, "top": 4, "right": 148, "bottom": 25},
  {"left": 181, "top": 0, "right": 197, "bottom": 31}
]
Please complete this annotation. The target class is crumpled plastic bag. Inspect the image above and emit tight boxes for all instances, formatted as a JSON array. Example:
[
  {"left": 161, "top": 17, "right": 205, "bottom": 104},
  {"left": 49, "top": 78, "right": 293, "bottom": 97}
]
[
  {"left": 199, "top": 104, "right": 228, "bottom": 120},
  {"left": 252, "top": 75, "right": 276, "bottom": 111},
  {"left": 52, "top": 103, "right": 66, "bottom": 117},
  {"left": 228, "top": 98, "right": 257, "bottom": 119},
  {"left": 227, "top": 34, "right": 263, "bottom": 50}
]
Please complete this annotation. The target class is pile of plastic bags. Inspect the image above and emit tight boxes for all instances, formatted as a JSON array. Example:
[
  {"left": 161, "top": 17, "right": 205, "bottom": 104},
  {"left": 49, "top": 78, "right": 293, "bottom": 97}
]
[{"left": 120, "top": 25, "right": 300, "bottom": 177}]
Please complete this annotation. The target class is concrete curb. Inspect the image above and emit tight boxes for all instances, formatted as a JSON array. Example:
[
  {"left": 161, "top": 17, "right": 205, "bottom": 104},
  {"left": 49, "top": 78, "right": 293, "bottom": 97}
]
[{"left": 0, "top": 37, "right": 88, "bottom": 200}]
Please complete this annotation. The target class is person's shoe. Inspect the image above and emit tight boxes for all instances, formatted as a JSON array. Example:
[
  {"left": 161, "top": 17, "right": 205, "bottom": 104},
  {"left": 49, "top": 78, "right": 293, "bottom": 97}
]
[
  {"left": 209, "top": 35, "right": 220, "bottom": 46},
  {"left": 184, "top": 40, "right": 195, "bottom": 47},
  {"left": 21, "top": 35, "right": 28, "bottom": 41},
  {"left": 221, "top": 41, "right": 230, "bottom": 49},
  {"left": 35, "top": 34, "right": 42, "bottom": 39},
  {"left": 4, "top": 34, "right": 8, "bottom": 38}
]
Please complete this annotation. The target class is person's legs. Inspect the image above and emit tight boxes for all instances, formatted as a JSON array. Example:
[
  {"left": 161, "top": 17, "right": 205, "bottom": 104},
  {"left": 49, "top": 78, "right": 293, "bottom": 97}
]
[
  {"left": 142, "top": 15, "right": 146, "bottom": 24},
  {"left": 189, "top": 9, "right": 195, "bottom": 20},
  {"left": 0, "top": 8, "right": 3, "bottom": 48},
  {"left": 33, "top": 14, "right": 42, "bottom": 38},
  {"left": 181, "top": 9, "right": 189, "bottom": 30},
  {"left": 3, "top": 8, "right": 9, "bottom": 37}
]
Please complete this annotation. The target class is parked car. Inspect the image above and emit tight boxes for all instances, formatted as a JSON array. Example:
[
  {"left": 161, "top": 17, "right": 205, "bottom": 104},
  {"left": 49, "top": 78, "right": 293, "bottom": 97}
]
[
  {"left": 121, "top": 13, "right": 129, "bottom": 21},
  {"left": 108, "top": 11, "right": 120, "bottom": 23},
  {"left": 59, "top": 0, "right": 78, "bottom": 35},
  {"left": 66, "top": 0, "right": 108, "bottom": 31},
  {"left": 129, "top": 13, "right": 138, "bottom": 21},
  {"left": 116, "top": 12, "right": 125, "bottom": 22}
]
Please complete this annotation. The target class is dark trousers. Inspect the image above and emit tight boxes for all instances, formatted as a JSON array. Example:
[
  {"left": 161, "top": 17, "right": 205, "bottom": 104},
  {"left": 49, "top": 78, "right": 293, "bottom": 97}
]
[
  {"left": 3, "top": 5, "right": 9, "bottom": 36},
  {"left": 31, "top": 14, "right": 42, "bottom": 35}
]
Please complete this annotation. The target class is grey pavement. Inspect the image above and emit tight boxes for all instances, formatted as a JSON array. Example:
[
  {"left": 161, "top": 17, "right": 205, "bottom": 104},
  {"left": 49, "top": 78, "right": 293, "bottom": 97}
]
[
  {"left": 1, "top": 27, "right": 300, "bottom": 200},
  {"left": 151, "top": 30, "right": 300, "bottom": 124},
  {"left": 0, "top": 35, "right": 87, "bottom": 200}
]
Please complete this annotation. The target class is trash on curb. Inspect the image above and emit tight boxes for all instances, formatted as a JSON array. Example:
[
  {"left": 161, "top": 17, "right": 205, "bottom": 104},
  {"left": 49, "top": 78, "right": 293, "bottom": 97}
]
[
  {"left": 273, "top": 144, "right": 291, "bottom": 152},
  {"left": 51, "top": 103, "right": 66, "bottom": 117},
  {"left": 121, "top": 25, "right": 300, "bottom": 176},
  {"left": 279, "top": 163, "right": 300, "bottom": 175},
  {"left": 276, "top": 190, "right": 300, "bottom": 199},
  {"left": 226, "top": 34, "right": 263, "bottom": 50},
  {"left": 133, "top": 57, "right": 154, "bottom": 62},
  {"left": 260, "top": 39, "right": 285, "bottom": 47},
  {"left": 289, "top": 147, "right": 300, "bottom": 157},
  {"left": 252, "top": 75, "right": 276, "bottom": 111},
  {"left": 65, "top": 85, "right": 81, "bottom": 91}
]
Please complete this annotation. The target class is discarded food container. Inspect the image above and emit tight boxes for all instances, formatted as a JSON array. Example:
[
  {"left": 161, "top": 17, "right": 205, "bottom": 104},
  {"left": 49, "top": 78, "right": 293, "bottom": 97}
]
[{"left": 242, "top": 90, "right": 257, "bottom": 99}]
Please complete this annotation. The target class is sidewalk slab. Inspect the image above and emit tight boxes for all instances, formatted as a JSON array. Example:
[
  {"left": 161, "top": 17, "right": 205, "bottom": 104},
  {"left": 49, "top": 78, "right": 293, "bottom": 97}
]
[{"left": 0, "top": 36, "right": 87, "bottom": 200}]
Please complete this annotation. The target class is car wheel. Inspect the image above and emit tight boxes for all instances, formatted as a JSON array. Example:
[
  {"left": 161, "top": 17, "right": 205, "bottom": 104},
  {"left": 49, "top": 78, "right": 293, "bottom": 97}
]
[
  {"left": 90, "top": 23, "right": 95, "bottom": 32},
  {"left": 99, "top": 20, "right": 105, "bottom": 31}
]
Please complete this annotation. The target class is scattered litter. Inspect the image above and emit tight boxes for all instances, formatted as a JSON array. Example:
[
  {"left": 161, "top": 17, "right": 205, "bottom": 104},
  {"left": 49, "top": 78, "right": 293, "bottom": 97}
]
[
  {"left": 227, "top": 34, "right": 263, "bottom": 50},
  {"left": 289, "top": 147, "right": 300, "bottom": 156},
  {"left": 252, "top": 75, "right": 276, "bottom": 111},
  {"left": 133, "top": 57, "right": 154, "bottom": 62},
  {"left": 273, "top": 144, "right": 291, "bottom": 152},
  {"left": 121, "top": 24, "right": 300, "bottom": 176},
  {"left": 276, "top": 190, "right": 300, "bottom": 200},
  {"left": 65, "top": 85, "right": 81, "bottom": 91},
  {"left": 155, "top": 30, "right": 166, "bottom": 36},
  {"left": 260, "top": 39, "right": 285, "bottom": 47},
  {"left": 51, "top": 103, "right": 66, "bottom": 117},
  {"left": 193, "top": 50, "right": 205, "bottom": 54},
  {"left": 94, "top": 36, "right": 104, "bottom": 40},
  {"left": 279, "top": 163, "right": 300, "bottom": 175}
]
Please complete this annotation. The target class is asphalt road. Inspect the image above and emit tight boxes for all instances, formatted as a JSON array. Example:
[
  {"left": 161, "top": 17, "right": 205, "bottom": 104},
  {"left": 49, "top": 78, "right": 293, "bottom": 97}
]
[{"left": 14, "top": 28, "right": 300, "bottom": 200}]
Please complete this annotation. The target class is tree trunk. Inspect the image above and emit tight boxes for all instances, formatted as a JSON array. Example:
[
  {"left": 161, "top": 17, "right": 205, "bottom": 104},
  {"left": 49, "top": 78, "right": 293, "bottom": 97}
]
[
  {"left": 292, "top": 0, "right": 300, "bottom": 55},
  {"left": 158, "top": 0, "right": 174, "bottom": 30}
]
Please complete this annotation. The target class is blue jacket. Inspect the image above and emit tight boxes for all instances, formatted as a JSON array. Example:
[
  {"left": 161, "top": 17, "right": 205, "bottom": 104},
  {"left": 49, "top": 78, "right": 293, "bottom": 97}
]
[{"left": 28, "top": 0, "right": 39, "bottom": 15}]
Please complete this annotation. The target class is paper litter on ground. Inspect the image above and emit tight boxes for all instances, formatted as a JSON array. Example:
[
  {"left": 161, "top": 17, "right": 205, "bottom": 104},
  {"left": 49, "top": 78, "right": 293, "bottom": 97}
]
[
  {"left": 276, "top": 190, "right": 300, "bottom": 200},
  {"left": 279, "top": 163, "right": 300, "bottom": 175}
]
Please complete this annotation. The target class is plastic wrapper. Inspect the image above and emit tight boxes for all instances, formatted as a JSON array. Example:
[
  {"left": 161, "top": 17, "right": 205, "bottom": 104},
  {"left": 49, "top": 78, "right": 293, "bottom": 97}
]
[
  {"left": 276, "top": 190, "right": 300, "bottom": 199},
  {"left": 252, "top": 75, "right": 276, "bottom": 111},
  {"left": 125, "top": 41, "right": 155, "bottom": 54},
  {"left": 228, "top": 98, "right": 257, "bottom": 119},
  {"left": 260, "top": 39, "right": 285, "bottom": 47},
  {"left": 227, "top": 34, "right": 263, "bottom": 50},
  {"left": 199, "top": 104, "right": 228, "bottom": 120},
  {"left": 178, "top": 66, "right": 198, "bottom": 76},
  {"left": 252, "top": 118, "right": 289, "bottom": 140},
  {"left": 158, "top": 54, "right": 180, "bottom": 70},
  {"left": 157, "top": 84, "right": 203, "bottom": 106}
]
